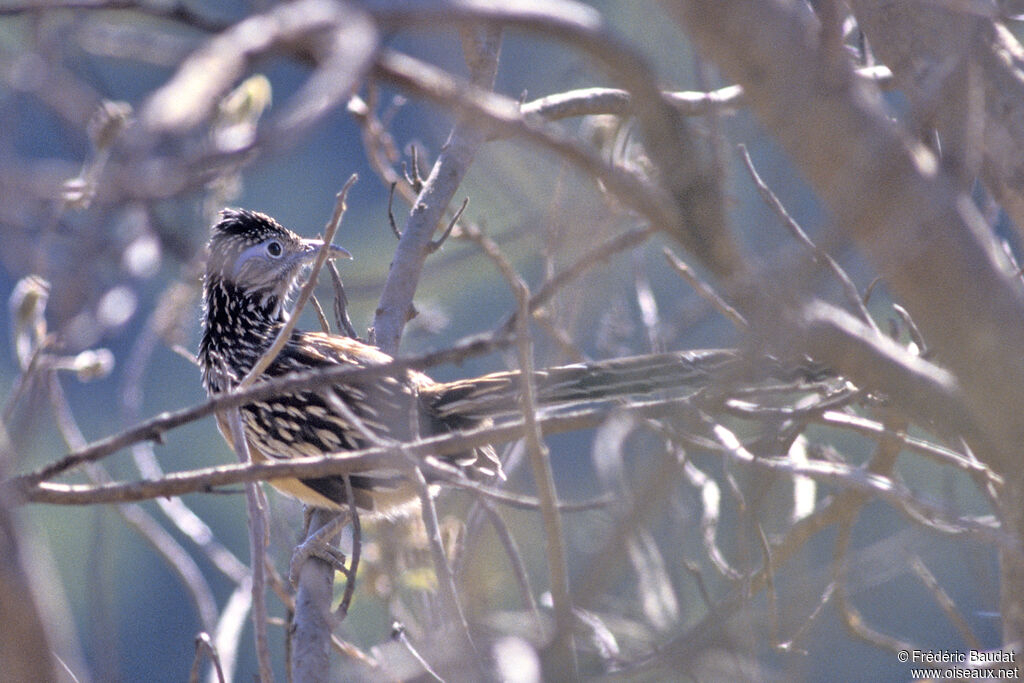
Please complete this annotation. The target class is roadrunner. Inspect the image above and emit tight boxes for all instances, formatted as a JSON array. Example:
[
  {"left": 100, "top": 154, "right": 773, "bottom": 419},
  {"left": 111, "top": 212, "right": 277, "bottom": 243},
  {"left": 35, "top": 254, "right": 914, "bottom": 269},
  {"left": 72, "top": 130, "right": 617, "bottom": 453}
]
[{"left": 199, "top": 209, "right": 738, "bottom": 516}]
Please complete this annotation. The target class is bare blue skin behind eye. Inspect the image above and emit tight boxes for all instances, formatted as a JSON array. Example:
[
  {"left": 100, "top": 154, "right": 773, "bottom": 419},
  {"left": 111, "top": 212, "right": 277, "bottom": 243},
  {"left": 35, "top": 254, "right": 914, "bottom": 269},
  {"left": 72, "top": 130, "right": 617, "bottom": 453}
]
[{"left": 232, "top": 239, "right": 284, "bottom": 280}]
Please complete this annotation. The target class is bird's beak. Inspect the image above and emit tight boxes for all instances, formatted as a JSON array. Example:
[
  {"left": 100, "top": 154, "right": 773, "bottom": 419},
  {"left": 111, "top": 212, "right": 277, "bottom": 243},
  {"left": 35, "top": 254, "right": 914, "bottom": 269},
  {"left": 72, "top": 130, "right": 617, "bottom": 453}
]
[{"left": 300, "top": 239, "right": 352, "bottom": 261}]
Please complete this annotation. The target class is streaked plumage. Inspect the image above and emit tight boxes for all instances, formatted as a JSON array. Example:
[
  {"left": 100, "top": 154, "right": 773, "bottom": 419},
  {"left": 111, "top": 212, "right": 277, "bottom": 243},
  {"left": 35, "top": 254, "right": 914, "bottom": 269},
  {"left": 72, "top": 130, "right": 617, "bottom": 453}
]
[{"left": 198, "top": 209, "right": 738, "bottom": 516}]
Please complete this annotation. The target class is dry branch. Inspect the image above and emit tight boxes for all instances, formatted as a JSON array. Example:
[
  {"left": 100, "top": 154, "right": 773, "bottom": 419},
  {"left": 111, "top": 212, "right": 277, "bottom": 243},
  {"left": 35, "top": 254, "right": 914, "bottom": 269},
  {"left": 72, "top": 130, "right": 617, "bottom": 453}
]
[
  {"left": 665, "top": 0, "right": 1024, "bottom": 467},
  {"left": 371, "top": 27, "right": 502, "bottom": 354}
]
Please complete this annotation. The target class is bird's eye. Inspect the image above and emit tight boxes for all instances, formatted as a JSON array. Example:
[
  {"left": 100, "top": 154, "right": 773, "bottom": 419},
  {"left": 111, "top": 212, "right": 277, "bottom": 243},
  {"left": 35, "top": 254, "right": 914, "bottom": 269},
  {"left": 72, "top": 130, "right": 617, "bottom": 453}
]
[{"left": 266, "top": 240, "right": 283, "bottom": 258}]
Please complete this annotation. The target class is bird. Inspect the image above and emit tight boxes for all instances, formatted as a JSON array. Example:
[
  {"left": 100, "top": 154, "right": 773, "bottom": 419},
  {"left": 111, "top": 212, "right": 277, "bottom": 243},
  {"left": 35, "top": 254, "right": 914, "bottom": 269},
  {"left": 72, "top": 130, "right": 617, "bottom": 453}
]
[{"left": 198, "top": 208, "right": 746, "bottom": 518}]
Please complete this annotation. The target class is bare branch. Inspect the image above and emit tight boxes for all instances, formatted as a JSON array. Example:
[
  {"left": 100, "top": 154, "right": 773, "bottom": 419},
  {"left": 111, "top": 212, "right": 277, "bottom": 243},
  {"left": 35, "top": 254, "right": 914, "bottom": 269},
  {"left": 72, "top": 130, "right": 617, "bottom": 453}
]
[
  {"left": 427, "top": 197, "right": 468, "bottom": 253},
  {"left": 335, "top": 478, "right": 361, "bottom": 618},
  {"left": 737, "top": 144, "right": 878, "bottom": 333},
  {"left": 499, "top": 225, "right": 658, "bottom": 336},
  {"left": 909, "top": 555, "right": 983, "bottom": 650},
  {"left": 372, "top": 1, "right": 743, "bottom": 275},
  {"left": 137, "top": 0, "right": 373, "bottom": 137},
  {"left": 49, "top": 372, "right": 221, "bottom": 633},
  {"left": 833, "top": 518, "right": 914, "bottom": 655},
  {"left": 21, "top": 393, "right": 704, "bottom": 506},
  {"left": 190, "top": 633, "right": 226, "bottom": 683},
  {"left": 0, "top": 0, "right": 230, "bottom": 33},
  {"left": 510, "top": 264, "right": 579, "bottom": 677},
  {"left": 667, "top": 0, "right": 1024, "bottom": 470},
  {"left": 799, "top": 302, "right": 984, "bottom": 448},
  {"left": 371, "top": 26, "right": 502, "bottom": 354},
  {"left": 370, "top": 50, "right": 678, "bottom": 255},
  {"left": 518, "top": 65, "right": 892, "bottom": 120},
  {"left": 663, "top": 247, "right": 748, "bottom": 331},
  {"left": 290, "top": 509, "right": 340, "bottom": 683},
  {"left": 223, "top": 408, "right": 274, "bottom": 683}
]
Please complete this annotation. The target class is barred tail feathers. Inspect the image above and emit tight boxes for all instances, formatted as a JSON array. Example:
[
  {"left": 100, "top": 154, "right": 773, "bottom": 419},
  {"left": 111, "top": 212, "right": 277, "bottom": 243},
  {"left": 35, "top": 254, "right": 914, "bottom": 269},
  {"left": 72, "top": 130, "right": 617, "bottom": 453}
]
[{"left": 427, "top": 349, "right": 740, "bottom": 419}]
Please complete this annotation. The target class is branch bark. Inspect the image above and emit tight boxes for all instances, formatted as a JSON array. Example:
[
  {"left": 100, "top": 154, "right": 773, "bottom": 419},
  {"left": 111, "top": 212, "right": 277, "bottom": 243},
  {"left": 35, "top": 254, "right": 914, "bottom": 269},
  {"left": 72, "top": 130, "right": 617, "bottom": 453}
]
[
  {"left": 371, "top": 26, "right": 502, "bottom": 354},
  {"left": 663, "top": 0, "right": 1024, "bottom": 468},
  {"left": 291, "top": 509, "right": 338, "bottom": 683},
  {"left": 0, "top": 493, "right": 58, "bottom": 682},
  {"left": 663, "top": 0, "right": 1024, "bottom": 653},
  {"left": 20, "top": 395, "right": 710, "bottom": 506},
  {"left": 849, "top": 1, "right": 1024, "bottom": 236},
  {"left": 372, "top": 0, "right": 743, "bottom": 276}
]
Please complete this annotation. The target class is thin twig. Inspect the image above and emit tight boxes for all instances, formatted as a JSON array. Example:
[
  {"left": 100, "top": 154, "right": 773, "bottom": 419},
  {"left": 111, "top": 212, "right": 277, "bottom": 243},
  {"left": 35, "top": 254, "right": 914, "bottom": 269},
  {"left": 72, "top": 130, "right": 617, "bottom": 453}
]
[
  {"left": 755, "top": 523, "right": 781, "bottom": 650},
  {"left": 777, "top": 582, "right": 836, "bottom": 654},
  {"left": 410, "top": 463, "right": 484, "bottom": 676},
  {"left": 815, "top": 410, "right": 998, "bottom": 481},
  {"left": 387, "top": 182, "right": 402, "bottom": 239},
  {"left": 2, "top": 340, "right": 51, "bottom": 423},
  {"left": 499, "top": 225, "right": 658, "bottom": 336},
  {"left": 737, "top": 144, "right": 878, "bottom": 333},
  {"left": 684, "top": 458, "right": 741, "bottom": 580},
  {"left": 531, "top": 308, "right": 588, "bottom": 362},
  {"left": 833, "top": 518, "right": 913, "bottom": 655},
  {"left": 121, "top": 295, "right": 250, "bottom": 585},
  {"left": 511, "top": 276, "right": 579, "bottom": 677},
  {"left": 327, "top": 260, "right": 359, "bottom": 339},
  {"left": 0, "top": 0, "right": 230, "bottom": 32},
  {"left": 391, "top": 623, "right": 444, "bottom": 683},
  {"left": 663, "top": 247, "right": 747, "bottom": 331},
  {"left": 209, "top": 578, "right": 254, "bottom": 683},
  {"left": 47, "top": 373, "right": 221, "bottom": 632},
  {"left": 310, "top": 295, "right": 332, "bottom": 334},
  {"left": 456, "top": 193, "right": 578, "bottom": 672},
  {"left": 224, "top": 408, "right": 274, "bottom": 683},
  {"left": 909, "top": 555, "right": 983, "bottom": 650},
  {"left": 891, "top": 303, "right": 928, "bottom": 357},
  {"left": 190, "top": 633, "right": 226, "bottom": 683},
  {"left": 336, "top": 477, "right": 361, "bottom": 618},
  {"left": 682, "top": 559, "right": 714, "bottom": 610},
  {"left": 475, "top": 495, "right": 543, "bottom": 632},
  {"left": 862, "top": 276, "right": 883, "bottom": 305},
  {"left": 632, "top": 249, "right": 663, "bottom": 352},
  {"left": 404, "top": 144, "right": 425, "bottom": 192},
  {"left": 428, "top": 197, "right": 468, "bottom": 252},
  {"left": 322, "top": 377, "right": 483, "bottom": 676},
  {"left": 516, "top": 65, "right": 892, "bottom": 120}
]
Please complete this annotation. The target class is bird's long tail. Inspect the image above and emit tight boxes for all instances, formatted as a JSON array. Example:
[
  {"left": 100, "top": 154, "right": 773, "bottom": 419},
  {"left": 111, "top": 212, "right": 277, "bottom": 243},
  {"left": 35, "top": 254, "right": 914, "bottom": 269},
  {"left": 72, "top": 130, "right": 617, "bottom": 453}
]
[{"left": 425, "top": 349, "right": 760, "bottom": 420}]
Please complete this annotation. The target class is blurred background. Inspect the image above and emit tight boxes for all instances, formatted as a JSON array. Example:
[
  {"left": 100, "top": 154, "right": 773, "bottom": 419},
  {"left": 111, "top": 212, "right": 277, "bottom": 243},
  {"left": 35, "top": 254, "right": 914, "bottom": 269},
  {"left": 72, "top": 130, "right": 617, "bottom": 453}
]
[{"left": 0, "top": 1, "right": 1009, "bottom": 681}]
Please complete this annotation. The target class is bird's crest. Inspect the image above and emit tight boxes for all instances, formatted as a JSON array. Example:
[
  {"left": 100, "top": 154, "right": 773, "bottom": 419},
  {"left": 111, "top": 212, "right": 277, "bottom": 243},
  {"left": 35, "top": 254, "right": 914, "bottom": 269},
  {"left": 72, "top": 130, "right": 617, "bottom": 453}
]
[{"left": 212, "top": 208, "right": 297, "bottom": 244}]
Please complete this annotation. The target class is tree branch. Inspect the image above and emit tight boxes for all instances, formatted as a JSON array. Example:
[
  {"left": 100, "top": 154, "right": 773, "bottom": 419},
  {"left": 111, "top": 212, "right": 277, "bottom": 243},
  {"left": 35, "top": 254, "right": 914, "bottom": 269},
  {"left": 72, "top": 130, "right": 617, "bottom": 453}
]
[{"left": 371, "top": 26, "right": 502, "bottom": 354}]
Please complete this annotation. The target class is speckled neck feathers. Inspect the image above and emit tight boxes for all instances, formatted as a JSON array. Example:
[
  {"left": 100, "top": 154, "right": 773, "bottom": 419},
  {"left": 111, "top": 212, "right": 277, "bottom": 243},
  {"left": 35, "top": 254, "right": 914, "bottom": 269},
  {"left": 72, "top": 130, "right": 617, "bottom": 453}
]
[{"left": 199, "top": 275, "right": 284, "bottom": 395}]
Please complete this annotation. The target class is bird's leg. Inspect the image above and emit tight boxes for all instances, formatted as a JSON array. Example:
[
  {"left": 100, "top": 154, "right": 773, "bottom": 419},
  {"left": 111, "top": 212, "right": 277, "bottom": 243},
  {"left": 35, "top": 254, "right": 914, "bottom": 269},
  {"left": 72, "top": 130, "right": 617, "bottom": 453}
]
[{"left": 289, "top": 509, "right": 351, "bottom": 587}]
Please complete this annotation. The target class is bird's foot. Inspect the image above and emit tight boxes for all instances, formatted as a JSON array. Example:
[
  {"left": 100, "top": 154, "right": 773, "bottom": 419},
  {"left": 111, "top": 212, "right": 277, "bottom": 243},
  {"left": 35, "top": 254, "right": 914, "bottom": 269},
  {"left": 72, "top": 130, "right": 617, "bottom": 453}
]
[{"left": 289, "top": 512, "right": 350, "bottom": 587}]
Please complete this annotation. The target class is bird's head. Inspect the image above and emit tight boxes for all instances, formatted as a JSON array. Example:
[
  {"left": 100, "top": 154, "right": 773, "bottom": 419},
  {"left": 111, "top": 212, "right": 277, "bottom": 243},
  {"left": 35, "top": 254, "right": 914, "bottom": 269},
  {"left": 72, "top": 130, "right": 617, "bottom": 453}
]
[{"left": 205, "top": 208, "right": 351, "bottom": 302}]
